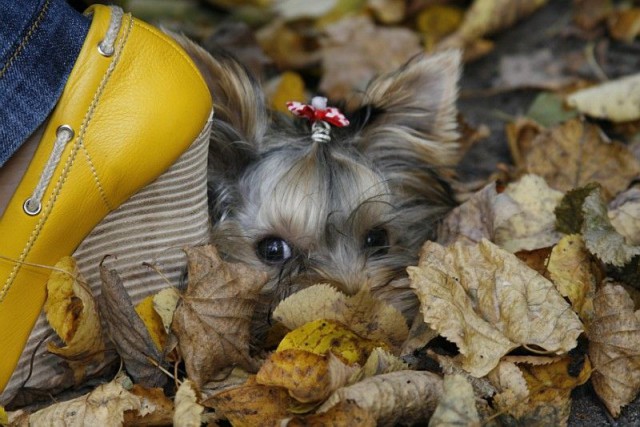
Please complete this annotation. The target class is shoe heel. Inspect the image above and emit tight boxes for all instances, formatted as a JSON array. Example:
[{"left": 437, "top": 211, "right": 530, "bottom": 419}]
[{"left": 2, "top": 117, "right": 211, "bottom": 403}]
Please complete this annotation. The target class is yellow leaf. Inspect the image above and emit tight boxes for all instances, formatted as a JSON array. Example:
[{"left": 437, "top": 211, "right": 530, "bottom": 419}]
[
  {"left": 416, "top": 5, "right": 464, "bottom": 50},
  {"left": 265, "top": 71, "right": 306, "bottom": 114},
  {"left": 204, "top": 378, "right": 296, "bottom": 426},
  {"left": 44, "top": 256, "right": 104, "bottom": 382},
  {"left": 408, "top": 240, "right": 583, "bottom": 377},
  {"left": 547, "top": 235, "right": 599, "bottom": 322},
  {"left": 276, "top": 319, "right": 386, "bottom": 365},
  {"left": 257, "top": 349, "right": 358, "bottom": 403},
  {"left": 135, "top": 295, "right": 167, "bottom": 352},
  {"left": 608, "top": 8, "right": 640, "bottom": 43},
  {"left": 567, "top": 73, "right": 640, "bottom": 122},
  {"left": 273, "top": 284, "right": 408, "bottom": 350},
  {"left": 0, "top": 407, "right": 7, "bottom": 425}
]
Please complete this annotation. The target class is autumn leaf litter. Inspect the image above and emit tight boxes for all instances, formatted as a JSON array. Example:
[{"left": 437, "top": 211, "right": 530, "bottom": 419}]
[{"left": 5, "top": 0, "right": 640, "bottom": 425}]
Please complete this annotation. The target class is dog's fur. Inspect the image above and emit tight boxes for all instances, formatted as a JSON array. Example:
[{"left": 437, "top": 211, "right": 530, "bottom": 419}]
[{"left": 174, "top": 35, "right": 462, "bottom": 329}]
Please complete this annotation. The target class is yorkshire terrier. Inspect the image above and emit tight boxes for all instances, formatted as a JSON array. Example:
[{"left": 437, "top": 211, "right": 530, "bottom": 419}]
[{"left": 175, "top": 36, "right": 462, "bottom": 328}]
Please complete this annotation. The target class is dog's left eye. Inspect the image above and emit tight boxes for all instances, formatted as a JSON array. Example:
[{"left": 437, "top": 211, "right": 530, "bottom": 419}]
[
  {"left": 364, "top": 228, "right": 389, "bottom": 256},
  {"left": 256, "top": 237, "right": 293, "bottom": 264}
]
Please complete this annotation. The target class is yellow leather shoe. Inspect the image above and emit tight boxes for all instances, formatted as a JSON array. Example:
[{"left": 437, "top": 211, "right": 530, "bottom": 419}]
[{"left": 0, "top": 4, "right": 212, "bottom": 395}]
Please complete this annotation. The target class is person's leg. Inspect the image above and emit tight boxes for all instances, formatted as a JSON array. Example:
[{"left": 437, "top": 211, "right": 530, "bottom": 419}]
[{"left": 0, "top": 2, "right": 213, "bottom": 403}]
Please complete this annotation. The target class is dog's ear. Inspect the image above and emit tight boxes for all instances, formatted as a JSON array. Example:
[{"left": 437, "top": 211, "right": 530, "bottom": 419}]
[
  {"left": 349, "top": 50, "right": 462, "bottom": 220},
  {"left": 171, "top": 34, "right": 268, "bottom": 222},
  {"left": 356, "top": 50, "right": 462, "bottom": 169}
]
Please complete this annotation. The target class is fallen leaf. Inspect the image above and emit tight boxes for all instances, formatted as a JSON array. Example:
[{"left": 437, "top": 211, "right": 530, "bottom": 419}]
[
  {"left": 608, "top": 8, "right": 640, "bottom": 43},
  {"left": 547, "top": 235, "right": 599, "bottom": 321},
  {"left": 554, "top": 182, "right": 602, "bottom": 235},
  {"left": 573, "top": 0, "right": 613, "bottom": 30},
  {"left": 526, "top": 92, "right": 579, "bottom": 127},
  {"left": 488, "top": 360, "right": 530, "bottom": 410},
  {"left": 276, "top": 319, "right": 386, "bottom": 365},
  {"left": 319, "top": 15, "right": 422, "bottom": 100},
  {"left": 172, "top": 245, "right": 267, "bottom": 387},
  {"left": 587, "top": 283, "right": 640, "bottom": 417},
  {"left": 505, "top": 117, "right": 544, "bottom": 171},
  {"left": 524, "top": 119, "right": 640, "bottom": 198},
  {"left": 256, "top": 20, "right": 321, "bottom": 69},
  {"left": 493, "top": 174, "right": 565, "bottom": 252},
  {"left": 609, "top": 188, "right": 640, "bottom": 246},
  {"left": 408, "top": 240, "right": 583, "bottom": 377},
  {"left": 400, "top": 316, "right": 439, "bottom": 356},
  {"left": 430, "top": 351, "right": 497, "bottom": 399},
  {"left": 429, "top": 374, "right": 480, "bottom": 427},
  {"left": 44, "top": 256, "right": 104, "bottom": 383},
  {"left": 174, "top": 380, "right": 204, "bottom": 427},
  {"left": 368, "top": 0, "right": 405, "bottom": 24},
  {"left": 567, "top": 73, "right": 640, "bottom": 122},
  {"left": 126, "top": 384, "right": 174, "bottom": 426},
  {"left": 257, "top": 349, "right": 358, "bottom": 403},
  {"left": 152, "top": 287, "right": 180, "bottom": 335},
  {"left": 28, "top": 374, "right": 141, "bottom": 426},
  {"left": 515, "top": 247, "right": 552, "bottom": 278},
  {"left": 439, "top": 0, "right": 549, "bottom": 49},
  {"left": 0, "top": 407, "right": 6, "bottom": 425},
  {"left": 272, "top": 284, "right": 408, "bottom": 350},
  {"left": 286, "top": 400, "right": 375, "bottom": 426},
  {"left": 318, "top": 370, "right": 443, "bottom": 425},
  {"left": 135, "top": 295, "right": 167, "bottom": 353},
  {"left": 99, "top": 263, "right": 167, "bottom": 387},
  {"left": 437, "top": 181, "right": 497, "bottom": 246},
  {"left": 582, "top": 188, "right": 640, "bottom": 267},
  {"left": 204, "top": 378, "right": 296, "bottom": 425},
  {"left": 416, "top": 5, "right": 464, "bottom": 50},
  {"left": 352, "top": 347, "right": 408, "bottom": 382},
  {"left": 264, "top": 71, "right": 306, "bottom": 114}
]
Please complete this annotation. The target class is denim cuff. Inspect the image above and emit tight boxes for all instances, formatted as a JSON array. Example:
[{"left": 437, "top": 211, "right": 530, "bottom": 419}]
[{"left": 0, "top": 0, "right": 90, "bottom": 167}]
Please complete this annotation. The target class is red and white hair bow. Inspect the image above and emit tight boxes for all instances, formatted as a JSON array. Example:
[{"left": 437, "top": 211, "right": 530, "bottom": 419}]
[{"left": 287, "top": 97, "right": 350, "bottom": 128}]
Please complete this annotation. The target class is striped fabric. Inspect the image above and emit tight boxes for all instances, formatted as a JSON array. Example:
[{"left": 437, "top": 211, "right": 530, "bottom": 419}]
[{"left": 1, "top": 118, "right": 212, "bottom": 404}]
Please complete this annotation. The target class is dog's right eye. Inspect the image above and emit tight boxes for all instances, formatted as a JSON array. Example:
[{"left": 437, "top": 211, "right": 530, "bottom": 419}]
[{"left": 256, "top": 237, "right": 293, "bottom": 264}]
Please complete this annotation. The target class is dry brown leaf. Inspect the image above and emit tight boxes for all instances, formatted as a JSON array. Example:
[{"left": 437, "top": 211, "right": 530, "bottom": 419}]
[
  {"left": 353, "top": 347, "right": 408, "bottom": 383},
  {"left": 566, "top": 74, "right": 640, "bottom": 123},
  {"left": 573, "top": 0, "right": 613, "bottom": 30},
  {"left": 256, "top": 20, "right": 321, "bottom": 69},
  {"left": 408, "top": 240, "right": 583, "bottom": 377},
  {"left": 547, "top": 235, "right": 599, "bottom": 322},
  {"left": 430, "top": 351, "right": 497, "bottom": 399},
  {"left": 609, "top": 188, "right": 640, "bottom": 246},
  {"left": 318, "top": 370, "right": 443, "bottom": 425},
  {"left": 524, "top": 119, "right": 640, "bottom": 199},
  {"left": 125, "top": 384, "right": 174, "bottom": 426},
  {"left": 319, "top": 15, "right": 421, "bottom": 100},
  {"left": 438, "top": 181, "right": 497, "bottom": 246},
  {"left": 400, "top": 315, "right": 439, "bottom": 355},
  {"left": 506, "top": 117, "right": 544, "bottom": 171},
  {"left": 515, "top": 247, "right": 553, "bottom": 278},
  {"left": 416, "top": 5, "right": 464, "bottom": 50},
  {"left": 28, "top": 374, "right": 141, "bottom": 426},
  {"left": 588, "top": 283, "right": 640, "bottom": 417},
  {"left": 172, "top": 245, "right": 268, "bottom": 387},
  {"left": 264, "top": 71, "right": 306, "bottom": 114},
  {"left": 99, "top": 263, "right": 167, "bottom": 387},
  {"left": 286, "top": 400, "right": 375, "bottom": 426},
  {"left": 488, "top": 360, "right": 530, "bottom": 407},
  {"left": 439, "top": 0, "right": 549, "bottom": 49},
  {"left": 204, "top": 378, "right": 296, "bottom": 426},
  {"left": 257, "top": 349, "right": 358, "bottom": 403},
  {"left": 493, "top": 174, "right": 565, "bottom": 253},
  {"left": 608, "top": 8, "right": 640, "bottom": 43},
  {"left": 174, "top": 380, "right": 204, "bottom": 427},
  {"left": 272, "top": 284, "right": 408, "bottom": 350},
  {"left": 44, "top": 256, "right": 104, "bottom": 383},
  {"left": 429, "top": 374, "right": 481, "bottom": 427}
]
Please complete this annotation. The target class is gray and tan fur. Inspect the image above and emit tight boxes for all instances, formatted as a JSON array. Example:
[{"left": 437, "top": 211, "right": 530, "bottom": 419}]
[{"left": 175, "top": 35, "right": 462, "bottom": 331}]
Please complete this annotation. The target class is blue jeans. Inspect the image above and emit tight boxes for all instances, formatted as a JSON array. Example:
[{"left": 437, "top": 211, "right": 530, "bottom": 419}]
[{"left": 0, "top": 0, "right": 90, "bottom": 167}]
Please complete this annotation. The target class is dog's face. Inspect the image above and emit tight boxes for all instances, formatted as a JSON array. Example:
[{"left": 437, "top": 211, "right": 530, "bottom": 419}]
[{"left": 178, "top": 37, "right": 462, "bottom": 325}]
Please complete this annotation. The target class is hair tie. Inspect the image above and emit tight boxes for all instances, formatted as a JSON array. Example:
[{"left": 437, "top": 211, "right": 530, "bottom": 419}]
[{"left": 287, "top": 96, "right": 349, "bottom": 143}]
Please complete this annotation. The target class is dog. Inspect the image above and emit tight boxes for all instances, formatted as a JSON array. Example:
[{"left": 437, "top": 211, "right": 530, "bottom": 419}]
[{"left": 174, "top": 36, "right": 462, "bottom": 332}]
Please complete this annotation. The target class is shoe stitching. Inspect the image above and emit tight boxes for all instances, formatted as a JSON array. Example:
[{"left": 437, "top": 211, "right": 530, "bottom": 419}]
[
  {"left": 0, "top": 0, "right": 51, "bottom": 79},
  {"left": 80, "top": 142, "right": 113, "bottom": 210},
  {"left": 0, "top": 12, "right": 134, "bottom": 302}
]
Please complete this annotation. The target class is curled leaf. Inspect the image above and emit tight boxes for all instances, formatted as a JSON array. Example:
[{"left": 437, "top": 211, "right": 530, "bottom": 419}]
[
  {"left": 319, "top": 370, "right": 443, "bottom": 426},
  {"left": 408, "top": 240, "right": 583, "bottom": 377},
  {"left": 429, "top": 374, "right": 480, "bottom": 427},
  {"left": 567, "top": 73, "right": 640, "bottom": 122}
]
